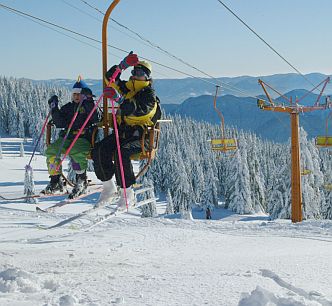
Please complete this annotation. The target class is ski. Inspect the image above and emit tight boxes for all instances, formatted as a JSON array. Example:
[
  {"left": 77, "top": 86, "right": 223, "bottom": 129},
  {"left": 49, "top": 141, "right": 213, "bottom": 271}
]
[
  {"left": 0, "top": 191, "right": 69, "bottom": 201},
  {"left": 35, "top": 187, "right": 102, "bottom": 213},
  {"left": 37, "top": 194, "right": 120, "bottom": 230},
  {"left": 84, "top": 197, "right": 157, "bottom": 231},
  {"left": 0, "top": 183, "right": 103, "bottom": 202},
  {"left": 39, "top": 186, "right": 156, "bottom": 230}
]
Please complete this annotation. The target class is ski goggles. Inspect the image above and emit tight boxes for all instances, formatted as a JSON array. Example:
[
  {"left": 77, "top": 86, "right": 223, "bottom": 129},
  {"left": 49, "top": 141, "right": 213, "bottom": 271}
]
[{"left": 131, "top": 67, "right": 148, "bottom": 78}]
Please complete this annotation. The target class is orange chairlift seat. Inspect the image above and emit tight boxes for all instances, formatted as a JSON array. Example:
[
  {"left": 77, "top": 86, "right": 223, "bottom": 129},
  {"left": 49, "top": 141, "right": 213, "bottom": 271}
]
[{"left": 210, "top": 85, "right": 237, "bottom": 153}]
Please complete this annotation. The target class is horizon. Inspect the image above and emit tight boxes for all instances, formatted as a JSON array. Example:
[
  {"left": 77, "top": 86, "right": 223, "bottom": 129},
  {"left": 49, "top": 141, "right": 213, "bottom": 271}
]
[{"left": 3, "top": 71, "right": 332, "bottom": 82}]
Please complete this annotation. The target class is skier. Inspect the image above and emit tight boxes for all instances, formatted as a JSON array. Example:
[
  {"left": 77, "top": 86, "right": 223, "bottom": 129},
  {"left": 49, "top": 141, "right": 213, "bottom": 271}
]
[
  {"left": 42, "top": 79, "right": 100, "bottom": 198},
  {"left": 92, "top": 53, "right": 161, "bottom": 209}
]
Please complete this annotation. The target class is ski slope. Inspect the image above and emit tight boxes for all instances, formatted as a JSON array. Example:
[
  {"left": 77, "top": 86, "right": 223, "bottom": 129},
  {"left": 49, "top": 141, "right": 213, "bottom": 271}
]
[{"left": 0, "top": 138, "right": 332, "bottom": 306}]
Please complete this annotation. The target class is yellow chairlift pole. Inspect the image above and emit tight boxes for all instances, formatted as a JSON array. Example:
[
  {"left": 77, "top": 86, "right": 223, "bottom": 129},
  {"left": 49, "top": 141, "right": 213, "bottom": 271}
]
[
  {"left": 102, "top": 0, "right": 121, "bottom": 137},
  {"left": 213, "top": 85, "right": 226, "bottom": 145}
]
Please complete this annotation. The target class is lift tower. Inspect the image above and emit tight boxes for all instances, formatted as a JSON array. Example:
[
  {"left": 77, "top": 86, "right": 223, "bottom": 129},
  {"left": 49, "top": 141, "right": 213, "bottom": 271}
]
[{"left": 257, "top": 77, "right": 331, "bottom": 223}]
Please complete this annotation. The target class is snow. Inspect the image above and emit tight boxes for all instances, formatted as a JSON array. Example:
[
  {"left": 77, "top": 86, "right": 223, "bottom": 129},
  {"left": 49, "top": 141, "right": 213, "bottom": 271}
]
[{"left": 0, "top": 138, "right": 332, "bottom": 306}]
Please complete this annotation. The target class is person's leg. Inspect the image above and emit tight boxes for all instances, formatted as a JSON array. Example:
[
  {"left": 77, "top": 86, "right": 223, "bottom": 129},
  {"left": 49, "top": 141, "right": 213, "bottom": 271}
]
[
  {"left": 91, "top": 134, "right": 117, "bottom": 182},
  {"left": 42, "top": 138, "right": 66, "bottom": 194},
  {"left": 67, "top": 138, "right": 91, "bottom": 198},
  {"left": 45, "top": 138, "right": 64, "bottom": 176},
  {"left": 114, "top": 138, "right": 142, "bottom": 209},
  {"left": 91, "top": 134, "right": 118, "bottom": 205},
  {"left": 114, "top": 138, "right": 142, "bottom": 188},
  {"left": 68, "top": 138, "right": 91, "bottom": 174}
]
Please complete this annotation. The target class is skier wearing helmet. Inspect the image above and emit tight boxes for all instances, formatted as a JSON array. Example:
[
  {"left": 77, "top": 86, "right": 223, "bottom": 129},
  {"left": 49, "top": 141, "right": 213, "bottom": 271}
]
[{"left": 92, "top": 53, "right": 161, "bottom": 209}]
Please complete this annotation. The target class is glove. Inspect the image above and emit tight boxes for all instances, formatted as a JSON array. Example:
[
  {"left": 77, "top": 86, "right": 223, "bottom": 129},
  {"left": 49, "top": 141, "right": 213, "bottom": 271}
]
[
  {"left": 48, "top": 95, "right": 59, "bottom": 108},
  {"left": 103, "top": 87, "right": 121, "bottom": 100},
  {"left": 105, "top": 65, "right": 120, "bottom": 83},
  {"left": 118, "top": 51, "right": 138, "bottom": 70}
]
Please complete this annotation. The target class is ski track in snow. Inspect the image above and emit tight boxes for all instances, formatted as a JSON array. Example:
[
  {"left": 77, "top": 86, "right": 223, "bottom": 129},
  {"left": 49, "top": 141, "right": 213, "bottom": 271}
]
[{"left": 0, "top": 138, "right": 332, "bottom": 305}]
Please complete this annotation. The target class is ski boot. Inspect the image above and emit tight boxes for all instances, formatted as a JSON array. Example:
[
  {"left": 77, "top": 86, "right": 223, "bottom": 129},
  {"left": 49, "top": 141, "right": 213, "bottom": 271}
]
[
  {"left": 68, "top": 172, "right": 88, "bottom": 199},
  {"left": 41, "top": 175, "right": 65, "bottom": 195},
  {"left": 95, "top": 179, "right": 118, "bottom": 208},
  {"left": 115, "top": 187, "right": 136, "bottom": 211}
]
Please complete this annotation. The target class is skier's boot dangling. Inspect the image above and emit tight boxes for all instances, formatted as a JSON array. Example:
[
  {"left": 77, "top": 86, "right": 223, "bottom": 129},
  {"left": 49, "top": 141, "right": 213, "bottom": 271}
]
[
  {"left": 68, "top": 171, "right": 88, "bottom": 199},
  {"left": 95, "top": 179, "right": 118, "bottom": 207},
  {"left": 115, "top": 187, "right": 136, "bottom": 210},
  {"left": 41, "top": 175, "right": 65, "bottom": 195}
]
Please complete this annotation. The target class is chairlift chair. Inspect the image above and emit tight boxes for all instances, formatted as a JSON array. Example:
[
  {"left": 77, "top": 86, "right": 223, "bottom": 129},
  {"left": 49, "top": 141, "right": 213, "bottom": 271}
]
[
  {"left": 210, "top": 138, "right": 237, "bottom": 152},
  {"left": 211, "top": 85, "right": 237, "bottom": 154},
  {"left": 46, "top": 119, "right": 162, "bottom": 179},
  {"left": 315, "top": 110, "right": 332, "bottom": 148},
  {"left": 301, "top": 169, "right": 311, "bottom": 176}
]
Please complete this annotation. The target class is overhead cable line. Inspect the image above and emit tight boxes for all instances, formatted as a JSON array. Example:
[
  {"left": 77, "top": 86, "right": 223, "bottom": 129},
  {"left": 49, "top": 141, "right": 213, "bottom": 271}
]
[
  {"left": 0, "top": 2, "right": 290, "bottom": 132},
  {"left": 79, "top": 0, "right": 290, "bottom": 134},
  {"left": 78, "top": 0, "right": 263, "bottom": 99},
  {"left": 0, "top": 2, "right": 259, "bottom": 100},
  {"left": 215, "top": 0, "right": 318, "bottom": 89},
  {"left": 60, "top": 0, "right": 156, "bottom": 51},
  {"left": 0, "top": 3, "right": 274, "bottom": 106},
  {"left": 1, "top": 5, "right": 102, "bottom": 53}
]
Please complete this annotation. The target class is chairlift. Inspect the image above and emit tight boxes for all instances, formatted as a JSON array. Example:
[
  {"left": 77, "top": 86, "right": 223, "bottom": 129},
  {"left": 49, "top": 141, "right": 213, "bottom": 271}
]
[
  {"left": 323, "top": 184, "right": 332, "bottom": 191},
  {"left": 210, "top": 85, "right": 237, "bottom": 153},
  {"left": 301, "top": 169, "right": 311, "bottom": 176},
  {"left": 315, "top": 109, "right": 332, "bottom": 148},
  {"left": 46, "top": 119, "right": 170, "bottom": 179}
]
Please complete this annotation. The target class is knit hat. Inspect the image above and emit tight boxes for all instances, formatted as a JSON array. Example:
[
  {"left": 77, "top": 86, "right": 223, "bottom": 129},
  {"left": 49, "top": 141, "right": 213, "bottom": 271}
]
[{"left": 72, "top": 76, "right": 88, "bottom": 93}]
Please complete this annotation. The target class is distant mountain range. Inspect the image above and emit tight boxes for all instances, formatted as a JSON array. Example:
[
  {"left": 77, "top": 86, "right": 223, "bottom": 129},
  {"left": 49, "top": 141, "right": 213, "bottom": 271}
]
[
  {"left": 161, "top": 89, "right": 331, "bottom": 143},
  {"left": 32, "top": 72, "right": 332, "bottom": 104}
]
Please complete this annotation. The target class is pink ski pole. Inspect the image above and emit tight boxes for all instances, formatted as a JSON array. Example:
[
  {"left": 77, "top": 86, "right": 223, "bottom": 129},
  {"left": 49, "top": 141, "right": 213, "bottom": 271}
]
[
  {"left": 55, "top": 67, "right": 122, "bottom": 172},
  {"left": 110, "top": 97, "right": 128, "bottom": 210}
]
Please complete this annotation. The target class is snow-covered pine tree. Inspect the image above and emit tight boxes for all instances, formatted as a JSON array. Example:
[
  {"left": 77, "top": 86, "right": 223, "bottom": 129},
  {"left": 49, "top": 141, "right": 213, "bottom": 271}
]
[
  {"left": 18, "top": 111, "right": 25, "bottom": 138},
  {"left": 140, "top": 112, "right": 332, "bottom": 220},
  {"left": 246, "top": 133, "right": 265, "bottom": 213},
  {"left": 319, "top": 150, "right": 332, "bottom": 219},
  {"left": 300, "top": 128, "right": 324, "bottom": 219},
  {"left": 0, "top": 76, "right": 70, "bottom": 147},
  {"left": 165, "top": 189, "right": 174, "bottom": 215},
  {"left": 225, "top": 141, "right": 254, "bottom": 214},
  {"left": 266, "top": 147, "right": 291, "bottom": 219}
]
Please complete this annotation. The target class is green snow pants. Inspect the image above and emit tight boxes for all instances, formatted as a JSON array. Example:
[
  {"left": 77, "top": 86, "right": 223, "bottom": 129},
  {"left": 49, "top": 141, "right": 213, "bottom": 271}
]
[{"left": 45, "top": 137, "right": 91, "bottom": 176}]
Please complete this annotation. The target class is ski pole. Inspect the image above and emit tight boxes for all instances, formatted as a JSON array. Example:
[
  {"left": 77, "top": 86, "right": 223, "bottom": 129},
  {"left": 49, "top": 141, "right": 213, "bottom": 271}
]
[
  {"left": 110, "top": 97, "right": 128, "bottom": 210},
  {"left": 26, "top": 108, "right": 52, "bottom": 168},
  {"left": 55, "top": 67, "right": 122, "bottom": 172}
]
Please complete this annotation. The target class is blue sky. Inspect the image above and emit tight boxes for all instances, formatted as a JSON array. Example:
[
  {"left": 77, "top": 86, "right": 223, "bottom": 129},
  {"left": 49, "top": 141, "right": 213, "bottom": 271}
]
[{"left": 1, "top": 0, "right": 332, "bottom": 80}]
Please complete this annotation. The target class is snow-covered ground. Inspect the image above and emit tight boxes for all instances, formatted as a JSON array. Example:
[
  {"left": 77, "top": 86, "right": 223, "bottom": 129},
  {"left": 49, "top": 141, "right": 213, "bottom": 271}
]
[{"left": 0, "top": 138, "right": 332, "bottom": 306}]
